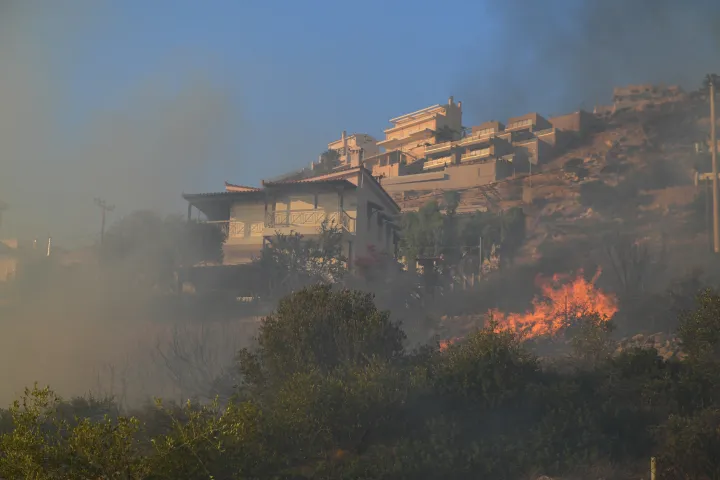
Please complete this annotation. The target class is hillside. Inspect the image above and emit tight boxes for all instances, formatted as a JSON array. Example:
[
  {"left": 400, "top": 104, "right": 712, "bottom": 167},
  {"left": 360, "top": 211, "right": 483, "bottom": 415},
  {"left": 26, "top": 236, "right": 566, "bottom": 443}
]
[{"left": 397, "top": 90, "right": 714, "bottom": 282}]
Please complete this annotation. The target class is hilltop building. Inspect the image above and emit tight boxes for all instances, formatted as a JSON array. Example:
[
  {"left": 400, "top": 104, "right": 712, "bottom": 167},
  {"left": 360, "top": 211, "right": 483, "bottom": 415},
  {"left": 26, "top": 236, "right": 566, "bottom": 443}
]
[
  {"left": 183, "top": 166, "right": 401, "bottom": 267},
  {"left": 270, "top": 95, "right": 612, "bottom": 203},
  {"left": 377, "top": 97, "right": 463, "bottom": 161},
  {"left": 326, "top": 131, "right": 380, "bottom": 168}
]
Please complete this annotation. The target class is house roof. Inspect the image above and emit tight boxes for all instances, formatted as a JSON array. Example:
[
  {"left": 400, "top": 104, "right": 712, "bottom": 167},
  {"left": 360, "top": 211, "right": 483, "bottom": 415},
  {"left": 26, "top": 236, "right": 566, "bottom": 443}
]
[
  {"left": 267, "top": 166, "right": 401, "bottom": 213},
  {"left": 261, "top": 178, "right": 353, "bottom": 187},
  {"left": 224, "top": 182, "right": 260, "bottom": 192},
  {"left": 184, "top": 166, "right": 400, "bottom": 215},
  {"left": 183, "top": 179, "right": 355, "bottom": 204}
]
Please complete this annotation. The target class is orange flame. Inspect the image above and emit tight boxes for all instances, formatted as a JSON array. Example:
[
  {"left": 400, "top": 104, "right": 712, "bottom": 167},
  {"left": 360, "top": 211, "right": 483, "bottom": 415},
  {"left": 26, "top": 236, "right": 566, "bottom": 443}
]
[
  {"left": 489, "top": 268, "right": 618, "bottom": 340},
  {"left": 439, "top": 337, "right": 462, "bottom": 351}
]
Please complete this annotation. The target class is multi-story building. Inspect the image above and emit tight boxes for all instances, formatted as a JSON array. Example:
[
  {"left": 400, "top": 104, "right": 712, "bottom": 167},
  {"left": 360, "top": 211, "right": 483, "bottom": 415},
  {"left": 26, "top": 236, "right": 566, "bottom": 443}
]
[
  {"left": 327, "top": 131, "right": 380, "bottom": 168},
  {"left": 183, "top": 166, "right": 401, "bottom": 267},
  {"left": 376, "top": 97, "right": 463, "bottom": 162},
  {"left": 422, "top": 113, "right": 556, "bottom": 173}
]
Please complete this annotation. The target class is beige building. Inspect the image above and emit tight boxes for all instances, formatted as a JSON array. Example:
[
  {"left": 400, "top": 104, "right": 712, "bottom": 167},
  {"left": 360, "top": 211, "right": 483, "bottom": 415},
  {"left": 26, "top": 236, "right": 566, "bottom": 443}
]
[
  {"left": 376, "top": 97, "right": 463, "bottom": 162},
  {"left": 422, "top": 113, "right": 558, "bottom": 174},
  {"left": 183, "top": 166, "right": 401, "bottom": 267},
  {"left": 327, "top": 131, "right": 380, "bottom": 168}
]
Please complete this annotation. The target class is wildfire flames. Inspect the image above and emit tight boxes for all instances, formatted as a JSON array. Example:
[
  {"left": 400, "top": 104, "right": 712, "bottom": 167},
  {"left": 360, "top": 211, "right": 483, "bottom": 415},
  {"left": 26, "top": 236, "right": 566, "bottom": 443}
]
[
  {"left": 439, "top": 337, "right": 462, "bottom": 352},
  {"left": 490, "top": 269, "right": 618, "bottom": 340},
  {"left": 439, "top": 269, "right": 618, "bottom": 350}
]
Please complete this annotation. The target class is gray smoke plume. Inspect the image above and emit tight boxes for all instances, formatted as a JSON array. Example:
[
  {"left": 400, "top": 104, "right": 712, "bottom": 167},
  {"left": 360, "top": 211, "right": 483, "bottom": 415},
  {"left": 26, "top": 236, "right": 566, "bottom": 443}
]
[
  {"left": 456, "top": 0, "right": 720, "bottom": 122},
  {"left": 0, "top": 1, "right": 241, "bottom": 246}
]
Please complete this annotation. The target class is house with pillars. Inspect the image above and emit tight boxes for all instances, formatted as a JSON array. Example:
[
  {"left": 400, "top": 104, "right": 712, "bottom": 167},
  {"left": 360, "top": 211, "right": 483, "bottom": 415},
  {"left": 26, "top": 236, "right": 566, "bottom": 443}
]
[{"left": 182, "top": 166, "right": 402, "bottom": 267}]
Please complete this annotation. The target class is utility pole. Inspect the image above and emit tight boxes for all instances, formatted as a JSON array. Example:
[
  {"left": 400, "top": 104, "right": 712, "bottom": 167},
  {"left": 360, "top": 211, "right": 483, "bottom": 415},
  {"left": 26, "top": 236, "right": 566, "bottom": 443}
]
[
  {"left": 478, "top": 235, "right": 483, "bottom": 278},
  {"left": 709, "top": 74, "right": 720, "bottom": 253},
  {"left": 94, "top": 198, "right": 115, "bottom": 245},
  {"left": 707, "top": 177, "right": 712, "bottom": 251}
]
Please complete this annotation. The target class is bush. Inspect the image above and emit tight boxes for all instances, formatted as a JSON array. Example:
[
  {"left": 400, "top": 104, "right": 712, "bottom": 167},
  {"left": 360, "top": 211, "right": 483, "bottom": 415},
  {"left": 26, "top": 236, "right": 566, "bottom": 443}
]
[
  {"left": 236, "top": 285, "right": 406, "bottom": 392},
  {"left": 567, "top": 313, "right": 616, "bottom": 366},
  {"left": 430, "top": 323, "right": 538, "bottom": 407},
  {"left": 655, "top": 408, "right": 720, "bottom": 479},
  {"left": 6, "top": 286, "right": 720, "bottom": 478},
  {"left": 677, "top": 289, "right": 720, "bottom": 361}
]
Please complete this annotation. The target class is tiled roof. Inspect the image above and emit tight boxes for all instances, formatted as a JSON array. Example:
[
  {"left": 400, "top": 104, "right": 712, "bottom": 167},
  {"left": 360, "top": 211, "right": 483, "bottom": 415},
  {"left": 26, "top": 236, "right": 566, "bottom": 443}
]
[
  {"left": 186, "top": 166, "right": 400, "bottom": 213},
  {"left": 224, "top": 182, "right": 260, "bottom": 192},
  {"left": 261, "top": 178, "right": 353, "bottom": 187},
  {"left": 183, "top": 190, "right": 261, "bottom": 200}
]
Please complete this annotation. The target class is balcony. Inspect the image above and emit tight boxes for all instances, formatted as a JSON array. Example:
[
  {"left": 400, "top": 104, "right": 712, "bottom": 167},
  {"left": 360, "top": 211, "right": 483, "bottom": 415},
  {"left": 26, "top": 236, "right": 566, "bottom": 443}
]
[
  {"left": 206, "top": 220, "right": 264, "bottom": 238},
  {"left": 424, "top": 142, "right": 453, "bottom": 155},
  {"left": 458, "top": 131, "right": 493, "bottom": 147},
  {"left": 506, "top": 119, "right": 533, "bottom": 131},
  {"left": 266, "top": 209, "right": 356, "bottom": 233},
  {"left": 423, "top": 156, "right": 453, "bottom": 170},
  {"left": 206, "top": 209, "right": 357, "bottom": 238},
  {"left": 461, "top": 148, "right": 492, "bottom": 163},
  {"left": 534, "top": 127, "right": 555, "bottom": 136}
]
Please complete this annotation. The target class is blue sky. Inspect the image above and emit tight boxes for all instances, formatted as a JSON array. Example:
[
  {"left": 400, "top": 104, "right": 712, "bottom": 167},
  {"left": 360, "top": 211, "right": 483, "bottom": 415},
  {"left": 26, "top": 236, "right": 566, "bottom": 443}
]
[
  {"left": 61, "top": 0, "right": 485, "bottom": 189},
  {"left": 3, "top": 0, "right": 720, "bottom": 244},
  {"left": 58, "top": 0, "right": 716, "bottom": 190}
]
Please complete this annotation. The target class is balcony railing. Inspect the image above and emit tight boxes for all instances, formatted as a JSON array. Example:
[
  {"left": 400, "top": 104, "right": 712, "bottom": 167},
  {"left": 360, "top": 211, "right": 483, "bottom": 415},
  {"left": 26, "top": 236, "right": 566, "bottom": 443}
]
[
  {"left": 534, "top": 128, "right": 555, "bottom": 136},
  {"left": 266, "top": 209, "right": 356, "bottom": 233},
  {"left": 461, "top": 148, "right": 491, "bottom": 162},
  {"left": 424, "top": 142, "right": 453, "bottom": 154},
  {"left": 206, "top": 210, "right": 358, "bottom": 237},
  {"left": 458, "top": 131, "right": 493, "bottom": 146},
  {"left": 423, "top": 156, "right": 453, "bottom": 170},
  {"left": 206, "top": 220, "right": 264, "bottom": 238}
]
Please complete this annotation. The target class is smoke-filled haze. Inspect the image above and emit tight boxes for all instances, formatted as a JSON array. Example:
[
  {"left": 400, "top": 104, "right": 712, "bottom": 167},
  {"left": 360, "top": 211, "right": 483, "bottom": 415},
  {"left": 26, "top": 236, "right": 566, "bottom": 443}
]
[
  {"left": 2, "top": 0, "right": 720, "bottom": 246},
  {"left": 0, "top": 1, "right": 240, "bottom": 245},
  {"left": 456, "top": 0, "right": 720, "bottom": 120}
]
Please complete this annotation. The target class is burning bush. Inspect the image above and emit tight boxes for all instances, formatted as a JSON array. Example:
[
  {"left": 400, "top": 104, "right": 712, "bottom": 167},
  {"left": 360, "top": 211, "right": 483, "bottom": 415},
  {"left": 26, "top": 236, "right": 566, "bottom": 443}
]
[{"left": 489, "top": 269, "right": 618, "bottom": 340}]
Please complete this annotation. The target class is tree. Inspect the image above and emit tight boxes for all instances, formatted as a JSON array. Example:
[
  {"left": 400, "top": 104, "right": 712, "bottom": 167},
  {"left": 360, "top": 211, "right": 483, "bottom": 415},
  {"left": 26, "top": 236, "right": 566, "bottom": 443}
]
[
  {"left": 431, "top": 320, "right": 538, "bottom": 407},
  {"left": 567, "top": 313, "right": 616, "bottom": 366},
  {"left": 316, "top": 149, "right": 341, "bottom": 174},
  {"left": 256, "top": 220, "right": 347, "bottom": 298},
  {"left": 400, "top": 200, "right": 444, "bottom": 261},
  {"left": 604, "top": 232, "right": 666, "bottom": 298},
  {"left": 440, "top": 191, "right": 461, "bottom": 265},
  {"left": 432, "top": 125, "right": 459, "bottom": 144},
  {"left": 236, "top": 285, "right": 406, "bottom": 391},
  {"left": 0, "top": 386, "right": 147, "bottom": 479},
  {"left": 101, "top": 210, "right": 224, "bottom": 291},
  {"left": 677, "top": 289, "right": 720, "bottom": 361}
]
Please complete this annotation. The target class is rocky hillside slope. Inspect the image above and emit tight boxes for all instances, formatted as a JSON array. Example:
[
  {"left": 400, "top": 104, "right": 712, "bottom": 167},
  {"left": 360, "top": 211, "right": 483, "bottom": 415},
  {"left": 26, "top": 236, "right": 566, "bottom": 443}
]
[{"left": 399, "top": 91, "right": 715, "bottom": 285}]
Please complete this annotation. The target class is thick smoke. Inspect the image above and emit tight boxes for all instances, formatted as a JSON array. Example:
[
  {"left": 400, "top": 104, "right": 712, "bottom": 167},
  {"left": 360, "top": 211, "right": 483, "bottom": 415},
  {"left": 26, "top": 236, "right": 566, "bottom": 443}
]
[
  {"left": 456, "top": 0, "right": 720, "bottom": 121},
  {"left": 0, "top": 2, "right": 245, "bottom": 406},
  {"left": 0, "top": 2, "right": 240, "bottom": 246}
]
